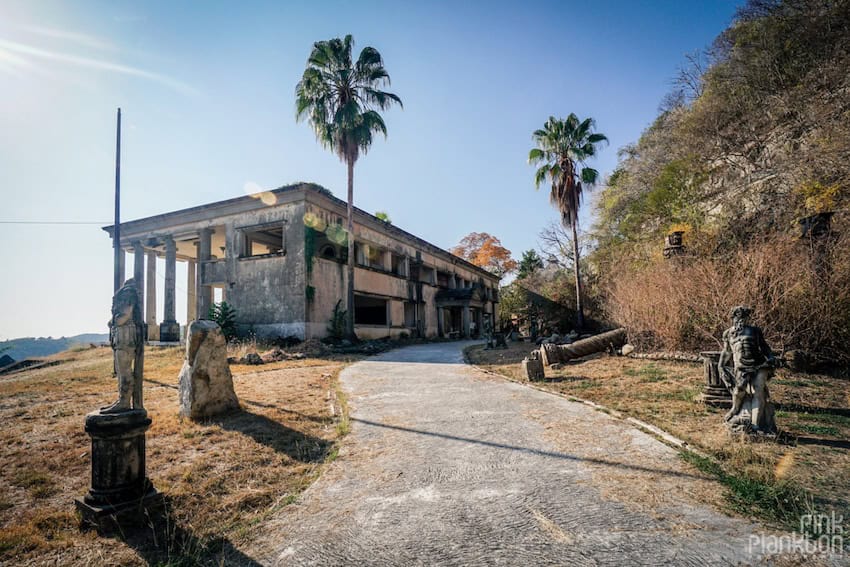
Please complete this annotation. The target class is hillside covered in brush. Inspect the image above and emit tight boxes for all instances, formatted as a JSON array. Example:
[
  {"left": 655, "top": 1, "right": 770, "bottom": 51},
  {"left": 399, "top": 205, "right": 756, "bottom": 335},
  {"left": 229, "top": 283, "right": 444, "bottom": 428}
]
[{"left": 591, "top": 0, "right": 850, "bottom": 364}]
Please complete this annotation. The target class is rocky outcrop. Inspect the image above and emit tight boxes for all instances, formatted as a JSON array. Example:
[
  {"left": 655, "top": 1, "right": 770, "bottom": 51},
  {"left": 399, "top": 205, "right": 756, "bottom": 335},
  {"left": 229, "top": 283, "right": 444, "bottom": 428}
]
[{"left": 178, "top": 320, "right": 239, "bottom": 419}]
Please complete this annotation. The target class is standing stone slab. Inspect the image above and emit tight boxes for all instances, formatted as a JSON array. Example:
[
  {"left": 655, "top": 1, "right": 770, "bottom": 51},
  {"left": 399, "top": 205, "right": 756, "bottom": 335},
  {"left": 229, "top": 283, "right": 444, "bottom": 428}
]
[
  {"left": 179, "top": 320, "right": 240, "bottom": 419},
  {"left": 522, "top": 350, "right": 545, "bottom": 381}
]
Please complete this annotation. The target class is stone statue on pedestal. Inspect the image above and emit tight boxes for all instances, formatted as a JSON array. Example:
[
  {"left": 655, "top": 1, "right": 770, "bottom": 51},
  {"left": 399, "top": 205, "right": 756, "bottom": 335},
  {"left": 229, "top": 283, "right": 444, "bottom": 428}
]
[
  {"left": 77, "top": 279, "right": 161, "bottom": 530},
  {"left": 718, "top": 306, "right": 778, "bottom": 434},
  {"left": 101, "top": 278, "right": 144, "bottom": 413},
  {"left": 483, "top": 313, "right": 494, "bottom": 350}
]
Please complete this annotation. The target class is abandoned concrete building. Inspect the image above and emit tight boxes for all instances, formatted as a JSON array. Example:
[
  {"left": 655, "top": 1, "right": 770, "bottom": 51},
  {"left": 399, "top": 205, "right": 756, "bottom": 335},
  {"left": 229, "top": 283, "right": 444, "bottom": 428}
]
[{"left": 104, "top": 183, "right": 501, "bottom": 342}]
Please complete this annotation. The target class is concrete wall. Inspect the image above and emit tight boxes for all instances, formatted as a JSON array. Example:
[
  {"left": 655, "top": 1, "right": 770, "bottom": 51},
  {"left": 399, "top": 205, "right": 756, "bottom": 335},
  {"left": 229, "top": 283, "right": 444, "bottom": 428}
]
[
  {"left": 304, "top": 198, "right": 500, "bottom": 340},
  {"left": 223, "top": 202, "right": 307, "bottom": 339}
]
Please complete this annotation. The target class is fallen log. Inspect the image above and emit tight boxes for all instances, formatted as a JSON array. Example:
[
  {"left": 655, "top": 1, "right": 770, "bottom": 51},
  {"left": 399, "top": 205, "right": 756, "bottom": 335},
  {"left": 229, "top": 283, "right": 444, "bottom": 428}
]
[{"left": 539, "top": 328, "right": 627, "bottom": 366}]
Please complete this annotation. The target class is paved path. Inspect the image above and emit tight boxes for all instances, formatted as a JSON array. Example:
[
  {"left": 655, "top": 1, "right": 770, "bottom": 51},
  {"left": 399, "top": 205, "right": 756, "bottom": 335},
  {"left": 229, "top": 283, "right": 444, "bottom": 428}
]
[{"left": 251, "top": 342, "right": 774, "bottom": 565}]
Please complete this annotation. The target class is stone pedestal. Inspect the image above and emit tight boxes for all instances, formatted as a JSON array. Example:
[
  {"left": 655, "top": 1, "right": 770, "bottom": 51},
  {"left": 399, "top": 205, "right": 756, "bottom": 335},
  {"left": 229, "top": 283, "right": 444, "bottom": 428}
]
[
  {"left": 700, "top": 351, "right": 732, "bottom": 407},
  {"left": 159, "top": 320, "right": 180, "bottom": 342},
  {"left": 522, "top": 353, "right": 545, "bottom": 381},
  {"left": 76, "top": 409, "right": 162, "bottom": 529}
]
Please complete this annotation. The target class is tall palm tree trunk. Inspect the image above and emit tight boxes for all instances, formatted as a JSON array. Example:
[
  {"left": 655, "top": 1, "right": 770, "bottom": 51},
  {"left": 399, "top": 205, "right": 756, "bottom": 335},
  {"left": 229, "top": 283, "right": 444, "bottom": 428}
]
[
  {"left": 345, "top": 159, "right": 356, "bottom": 339},
  {"left": 570, "top": 218, "right": 585, "bottom": 330}
]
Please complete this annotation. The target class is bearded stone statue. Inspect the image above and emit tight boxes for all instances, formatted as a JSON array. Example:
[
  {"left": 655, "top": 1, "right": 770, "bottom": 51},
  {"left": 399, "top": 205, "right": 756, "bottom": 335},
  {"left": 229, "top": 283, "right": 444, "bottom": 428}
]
[{"left": 718, "top": 305, "right": 778, "bottom": 434}]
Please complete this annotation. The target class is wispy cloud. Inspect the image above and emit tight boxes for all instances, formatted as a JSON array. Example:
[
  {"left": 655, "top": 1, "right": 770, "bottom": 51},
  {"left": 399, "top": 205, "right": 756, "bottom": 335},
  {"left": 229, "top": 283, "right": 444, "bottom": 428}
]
[
  {"left": 18, "top": 24, "right": 115, "bottom": 51},
  {"left": 0, "top": 38, "right": 198, "bottom": 96}
]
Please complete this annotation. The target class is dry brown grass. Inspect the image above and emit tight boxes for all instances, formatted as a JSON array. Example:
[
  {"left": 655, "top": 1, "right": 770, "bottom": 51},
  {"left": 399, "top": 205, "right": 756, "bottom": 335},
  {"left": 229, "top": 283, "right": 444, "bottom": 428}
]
[
  {"left": 467, "top": 342, "right": 850, "bottom": 525},
  {"left": 602, "top": 232, "right": 850, "bottom": 366},
  {"left": 0, "top": 344, "right": 360, "bottom": 565}
]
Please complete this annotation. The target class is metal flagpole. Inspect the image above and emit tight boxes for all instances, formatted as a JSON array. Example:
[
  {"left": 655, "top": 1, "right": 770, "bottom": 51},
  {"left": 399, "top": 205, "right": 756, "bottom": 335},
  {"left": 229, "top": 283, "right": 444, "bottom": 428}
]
[{"left": 113, "top": 108, "right": 122, "bottom": 291}]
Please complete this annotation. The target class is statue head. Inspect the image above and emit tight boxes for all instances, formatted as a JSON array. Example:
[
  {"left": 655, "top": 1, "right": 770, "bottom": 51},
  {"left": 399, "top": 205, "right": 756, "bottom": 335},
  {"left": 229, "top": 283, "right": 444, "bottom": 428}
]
[
  {"left": 730, "top": 305, "right": 753, "bottom": 330},
  {"left": 112, "top": 278, "right": 141, "bottom": 324}
]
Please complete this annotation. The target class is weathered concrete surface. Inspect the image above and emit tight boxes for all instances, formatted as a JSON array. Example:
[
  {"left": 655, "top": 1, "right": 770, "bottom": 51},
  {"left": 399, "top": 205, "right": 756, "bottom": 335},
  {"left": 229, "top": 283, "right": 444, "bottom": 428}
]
[
  {"left": 249, "top": 342, "right": 781, "bottom": 565},
  {"left": 178, "top": 320, "right": 239, "bottom": 419}
]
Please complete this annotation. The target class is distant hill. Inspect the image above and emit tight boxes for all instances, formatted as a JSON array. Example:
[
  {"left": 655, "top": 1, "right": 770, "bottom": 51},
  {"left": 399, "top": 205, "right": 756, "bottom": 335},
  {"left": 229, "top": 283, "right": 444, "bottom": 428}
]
[{"left": 0, "top": 334, "right": 109, "bottom": 361}]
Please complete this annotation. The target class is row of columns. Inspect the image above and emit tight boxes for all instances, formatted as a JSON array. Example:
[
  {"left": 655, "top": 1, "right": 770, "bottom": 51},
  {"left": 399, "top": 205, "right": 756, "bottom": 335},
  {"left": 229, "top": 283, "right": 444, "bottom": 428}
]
[{"left": 117, "top": 231, "right": 214, "bottom": 342}]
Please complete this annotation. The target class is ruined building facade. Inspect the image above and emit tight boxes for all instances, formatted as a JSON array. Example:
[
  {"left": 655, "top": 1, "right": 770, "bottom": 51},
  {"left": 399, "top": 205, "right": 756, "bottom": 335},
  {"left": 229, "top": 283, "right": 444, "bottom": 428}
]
[{"left": 104, "top": 184, "right": 500, "bottom": 341}]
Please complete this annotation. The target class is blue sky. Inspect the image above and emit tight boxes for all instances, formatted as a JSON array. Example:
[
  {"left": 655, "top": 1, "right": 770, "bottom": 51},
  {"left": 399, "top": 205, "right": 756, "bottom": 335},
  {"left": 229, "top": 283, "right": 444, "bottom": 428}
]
[{"left": 0, "top": 0, "right": 741, "bottom": 339}]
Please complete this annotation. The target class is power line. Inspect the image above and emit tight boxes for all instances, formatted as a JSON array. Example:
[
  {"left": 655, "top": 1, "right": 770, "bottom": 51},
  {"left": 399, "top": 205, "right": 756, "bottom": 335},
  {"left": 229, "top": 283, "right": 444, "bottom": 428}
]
[{"left": 0, "top": 221, "right": 109, "bottom": 225}]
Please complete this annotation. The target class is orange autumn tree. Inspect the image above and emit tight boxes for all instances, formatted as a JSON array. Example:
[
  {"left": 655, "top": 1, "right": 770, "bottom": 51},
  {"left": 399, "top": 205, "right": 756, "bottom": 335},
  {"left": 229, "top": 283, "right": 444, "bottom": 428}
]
[{"left": 451, "top": 232, "right": 518, "bottom": 278}]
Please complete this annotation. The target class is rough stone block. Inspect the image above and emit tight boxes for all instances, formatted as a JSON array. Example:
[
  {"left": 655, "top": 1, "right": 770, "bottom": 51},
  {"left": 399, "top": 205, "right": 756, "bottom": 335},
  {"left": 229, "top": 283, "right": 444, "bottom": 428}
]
[
  {"left": 179, "top": 320, "right": 240, "bottom": 419},
  {"left": 522, "top": 355, "right": 545, "bottom": 381}
]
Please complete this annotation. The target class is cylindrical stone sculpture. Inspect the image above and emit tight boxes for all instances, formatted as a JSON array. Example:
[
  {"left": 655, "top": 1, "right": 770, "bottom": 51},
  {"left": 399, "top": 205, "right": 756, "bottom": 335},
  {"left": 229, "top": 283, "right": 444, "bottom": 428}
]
[
  {"left": 700, "top": 351, "right": 732, "bottom": 407},
  {"left": 540, "top": 328, "right": 627, "bottom": 366}
]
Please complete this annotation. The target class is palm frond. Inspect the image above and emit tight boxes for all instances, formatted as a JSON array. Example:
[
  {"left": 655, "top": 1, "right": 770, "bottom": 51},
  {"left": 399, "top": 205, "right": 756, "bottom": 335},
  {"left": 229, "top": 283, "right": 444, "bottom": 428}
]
[
  {"left": 528, "top": 148, "right": 546, "bottom": 164},
  {"left": 528, "top": 113, "right": 606, "bottom": 228},
  {"left": 581, "top": 167, "right": 600, "bottom": 185},
  {"left": 296, "top": 35, "right": 402, "bottom": 164}
]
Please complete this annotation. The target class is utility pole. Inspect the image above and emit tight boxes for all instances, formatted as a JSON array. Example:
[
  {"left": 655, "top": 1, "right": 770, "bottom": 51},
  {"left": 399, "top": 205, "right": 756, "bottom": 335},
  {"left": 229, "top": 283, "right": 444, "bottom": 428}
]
[{"left": 113, "top": 108, "right": 122, "bottom": 292}]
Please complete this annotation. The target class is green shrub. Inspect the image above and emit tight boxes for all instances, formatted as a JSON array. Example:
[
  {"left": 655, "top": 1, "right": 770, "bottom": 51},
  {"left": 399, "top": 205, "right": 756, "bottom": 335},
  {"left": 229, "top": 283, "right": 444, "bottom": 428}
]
[
  {"left": 208, "top": 301, "right": 237, "bottom": 341},
  {"left": 327, "top": 300, "right": 347, "bottom": 340}
]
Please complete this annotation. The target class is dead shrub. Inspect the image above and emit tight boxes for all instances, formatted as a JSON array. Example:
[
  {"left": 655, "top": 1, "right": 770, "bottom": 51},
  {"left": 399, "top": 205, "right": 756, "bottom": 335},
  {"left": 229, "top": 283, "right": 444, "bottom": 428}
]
[{"left": 603, "top": 230, "right": 850, "bottom": 364}]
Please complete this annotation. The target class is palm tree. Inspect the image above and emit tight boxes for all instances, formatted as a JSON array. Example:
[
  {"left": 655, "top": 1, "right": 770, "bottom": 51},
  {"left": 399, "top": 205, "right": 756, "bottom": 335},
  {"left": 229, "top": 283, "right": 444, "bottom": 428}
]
[
  {"left": 529, "top": 114, "right": 607, "bottom": 329},
  {"left": 296, "top": 35, "right": 402, "bottom": 339}
]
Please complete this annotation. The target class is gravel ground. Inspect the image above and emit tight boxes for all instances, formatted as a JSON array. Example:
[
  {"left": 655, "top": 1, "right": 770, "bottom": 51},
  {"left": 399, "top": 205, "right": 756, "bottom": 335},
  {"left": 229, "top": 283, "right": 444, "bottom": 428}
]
[{"left": 248, "top": 341, "right": 793, "bottom": 566}]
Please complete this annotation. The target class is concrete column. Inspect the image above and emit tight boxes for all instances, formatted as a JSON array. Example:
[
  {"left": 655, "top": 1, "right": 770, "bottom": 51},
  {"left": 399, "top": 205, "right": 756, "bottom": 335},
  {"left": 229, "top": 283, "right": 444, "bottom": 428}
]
[
  {"left": 117, "top": 249, "right": 126, "bottom": 287},
  {"left": 462, "top": 305, "right": 471, "bottom": 338},
  {"left": 132, "top": 241, "right": 145, "bottom": 330},
  {"left": 197, "top": 229, "right": 212, "bottom": 319},
  {"left": 187, "top": 260, "right": 197, "bottom": 322},
  {"left": 146, "top": 251, "right": 158, "bottom": 340},
  {"left": 159, "top": 237, "right": 180, "bottom": 341}
]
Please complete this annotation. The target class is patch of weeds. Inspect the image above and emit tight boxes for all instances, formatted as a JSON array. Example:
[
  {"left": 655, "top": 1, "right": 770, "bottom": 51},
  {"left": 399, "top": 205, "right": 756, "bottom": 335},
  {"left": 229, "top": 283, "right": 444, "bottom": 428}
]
[
  {"left": 326, "top": 446, "right": 340, "bottom": 463},
  {"left": 0, "top": 511, "right": 75, "bottom": 560},
  {"left": 30, "top": 485, "right": 56, "bottom": 499},
  {"left": 654, "top": 388, "right": 700, "bottom": 402},
  {"left": 798, "top": 413, "right": 850, "bottom": 427},
  {"left": 12, "top": 469, "right": 54, "bottom": 498},
  {"left": 796, "top": 424, "right": 841, "bottom": 437},
  {"left": 31, "top": 511, "right": 75, "bottom": 541},
  {"left": 335, "top": 385, "right": 350, "bottom": 437},
  {"left": 0, "top": 526, "right": 40, "bottom": 557},
  {"left": 774, "top": 378, "right": 809, "bottom": 387},
  {"left": 680, "top": 450, "right": 810, "bottom": 530},
  {"left": 571, "top": 379, "right": 599, "bottom": 390},
  {"left": 625, "top": 363, "right": 668, "bottom": 382}
]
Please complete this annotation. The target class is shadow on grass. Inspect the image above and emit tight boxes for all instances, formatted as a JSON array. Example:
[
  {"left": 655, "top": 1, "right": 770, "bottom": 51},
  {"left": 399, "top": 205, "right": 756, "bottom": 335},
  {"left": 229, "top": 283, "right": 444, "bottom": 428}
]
[
  {"left": 143, "top": 378, "right": 177, "bottom": 390},
  {"left": 539, "top": 375, "right": 592, "bottom": 384},
  {"left": 775, "top": 402, "right": 850, "bottom": 418},
  {"left": 240, "top": 398, "right": 331, "bottom": 424},
  {"left": 208, "top": 409, "right": 332, "bottom": 463},
  {"left": 795, "top": 436, "right": 850, "bottom": 449},
  {"left": 112, "top": 495, "right": 262, "bottom": 566}
]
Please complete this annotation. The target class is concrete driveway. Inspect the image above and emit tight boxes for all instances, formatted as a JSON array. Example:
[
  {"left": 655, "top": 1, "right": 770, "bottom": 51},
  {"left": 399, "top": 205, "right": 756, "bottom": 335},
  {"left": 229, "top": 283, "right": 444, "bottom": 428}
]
[{"left": 250, "top": 341, "right": 775, "bottom": 565}]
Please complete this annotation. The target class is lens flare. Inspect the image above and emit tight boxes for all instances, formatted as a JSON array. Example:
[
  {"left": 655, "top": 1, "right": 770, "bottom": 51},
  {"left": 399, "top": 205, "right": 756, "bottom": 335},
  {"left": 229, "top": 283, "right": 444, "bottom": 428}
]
[
  {"left": 774, "top": 452, "right": 795, "bottom": 479},
  {"left": 326, "top": 224, "right": 348, "bottom": 246},
  {"left": 244, "top": 181, "right": 277, "bottom": 206}
]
